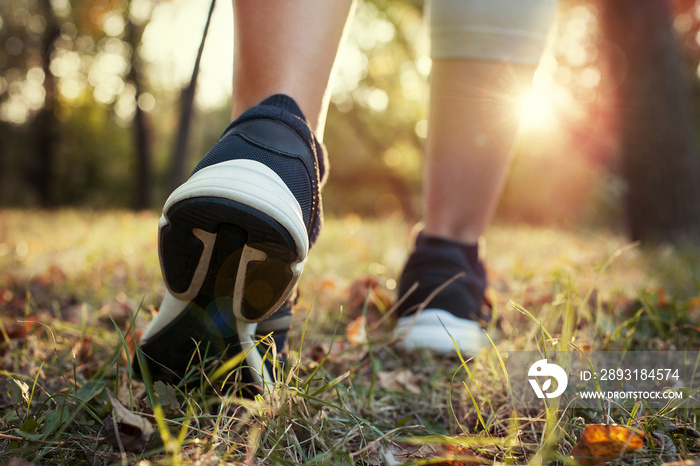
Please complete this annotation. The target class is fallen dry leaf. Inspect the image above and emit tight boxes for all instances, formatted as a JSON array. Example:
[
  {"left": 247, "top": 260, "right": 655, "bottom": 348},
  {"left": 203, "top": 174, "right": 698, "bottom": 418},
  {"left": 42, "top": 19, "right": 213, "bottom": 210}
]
[
  {"left": 306, "top": 341, "right": 348, "bottom": 364},
  {"left": 7, "top": 378, "right": 30, "bottom": 406},
  {"left": 305, "top": 340, "right": 367, "bottom": 375},
  {"left": 1, "top": 317, "right": 38, "bottom": 342},
  {"left": 71, "top": 335, "right": 93, "bottom": 363},
  {"left": 346, "top": 276, "right": 393, "bottom": 324},
  {"left": 655, "top": 287, "right": 670, "bottom": 307},
  {"left": 570, "top": 424, "right": 645, "bottom": 466},
  {"left": 661, "top": 461, "right": 700, "bottom": 466},
  {"left": 364, "top": 439, "right": 483, "bottom": 465},
  {"left": 117, "top": 373, "right": 146, "bottom": 409},
  {"left": 347, "top": 315, "right": 368, "bottom": 346},
  {"left": 7, "top": 459, "right": 34, "bottom": 466},
  {"left": 376, "top": 369, "right": 422, "bottom": 395},
  {"left": 105, "top": 390, "right": 154, "bottom": 452},
  {"left": 143, "top": 380, "right": 181, "bottom": 418}
]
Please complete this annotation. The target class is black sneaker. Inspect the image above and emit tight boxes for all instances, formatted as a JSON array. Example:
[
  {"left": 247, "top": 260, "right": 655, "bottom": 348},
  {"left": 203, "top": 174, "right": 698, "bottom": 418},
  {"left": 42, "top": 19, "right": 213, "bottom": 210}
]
[
  {"left": 392, "top": 232, "right": 491, "bottom": 354},
  {"left": 134, "top": 94, "right": 326, "bottom": 390}
]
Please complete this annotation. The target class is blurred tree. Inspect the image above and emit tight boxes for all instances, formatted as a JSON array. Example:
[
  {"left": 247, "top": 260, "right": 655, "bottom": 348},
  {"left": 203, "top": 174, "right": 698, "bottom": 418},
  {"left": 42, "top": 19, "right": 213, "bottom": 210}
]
[
  {"left": 3, "top": 0, "right": 700, "bottom": 237},
  {"left": 599, "top": 0, "right": 700, "bottom": 244},
  {"left": 0, "top": 0, "right": 65, "bottom": 205},
  {"left": 125, "top": 0, "right": 154, "bottom": 210},
  {"left": 323, "top": 0, "right": 425, "bottom": 220},
  {"left": 30, "top": 0, "right": 61, "bottom": 206},
  {"left": 167, "top": 0, "right": 216, "bottom": 193},
  {"left": 0, "top": 0, "right": 160, "bottom": 207}
]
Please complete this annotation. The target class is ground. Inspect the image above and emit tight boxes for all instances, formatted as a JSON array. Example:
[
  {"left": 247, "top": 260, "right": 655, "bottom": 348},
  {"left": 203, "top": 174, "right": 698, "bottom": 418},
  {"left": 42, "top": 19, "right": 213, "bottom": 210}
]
[{"left": 0, "top": 210, "right": 698, "bottom": 465}]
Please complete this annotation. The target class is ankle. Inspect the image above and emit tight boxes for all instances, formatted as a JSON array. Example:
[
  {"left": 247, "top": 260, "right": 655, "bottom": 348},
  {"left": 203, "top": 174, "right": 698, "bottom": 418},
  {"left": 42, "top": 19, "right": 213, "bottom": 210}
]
[{"left": 415, "top": 231, "right": 483, "bottom": 274}]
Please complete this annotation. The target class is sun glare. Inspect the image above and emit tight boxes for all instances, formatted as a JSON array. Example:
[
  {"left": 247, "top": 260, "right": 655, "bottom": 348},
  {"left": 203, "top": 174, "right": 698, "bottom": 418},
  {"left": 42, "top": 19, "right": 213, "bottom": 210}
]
[{"left": 518, "top": 88, "right": 557, "bottom": 131}]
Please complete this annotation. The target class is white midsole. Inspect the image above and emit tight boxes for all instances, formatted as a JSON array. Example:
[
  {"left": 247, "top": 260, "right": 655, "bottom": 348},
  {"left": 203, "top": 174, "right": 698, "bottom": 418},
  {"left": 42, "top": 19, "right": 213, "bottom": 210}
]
[
  {"left": 238, "top": 320, "right": 274, "bottom": 392},
  {"left": 393, "top": 309, "right": 489, "bottom": 355},
  {"left": 141, "top": 289, "right": 186, "bottom": 343},
  {"left": 160, "top": 159, "right": 309, "bottom": 259}
]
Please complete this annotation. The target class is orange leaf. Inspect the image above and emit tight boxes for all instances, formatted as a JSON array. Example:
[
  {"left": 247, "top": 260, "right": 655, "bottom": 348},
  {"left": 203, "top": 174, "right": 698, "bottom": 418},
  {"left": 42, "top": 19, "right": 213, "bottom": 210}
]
[
  {"left": 346, "top": 315, "right": 367, "bottom": 346},
  {"left": 655, "top": 287, "right": 669, "bottom": 307},
  {"left": 346, "top": 276, "right": 394, "bottom": 325},
  {"left": 570, "top": 424, "right": 645, "bottom": 466},
  {"left": 687, "top": 295, "right": 700, "bottom": 309}
]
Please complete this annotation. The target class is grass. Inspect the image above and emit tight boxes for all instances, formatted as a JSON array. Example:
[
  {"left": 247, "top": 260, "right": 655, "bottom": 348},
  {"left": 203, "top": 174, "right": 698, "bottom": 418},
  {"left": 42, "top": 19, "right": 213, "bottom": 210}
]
[{"left": 0, "top": 209, "right": 698, "bottom": 465}]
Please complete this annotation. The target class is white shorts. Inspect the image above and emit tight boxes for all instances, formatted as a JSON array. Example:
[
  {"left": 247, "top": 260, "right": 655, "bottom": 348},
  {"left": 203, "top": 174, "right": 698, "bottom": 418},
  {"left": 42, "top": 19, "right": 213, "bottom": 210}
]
[{"left": 428, "top": 0, "right": 558, "bottom": 65}]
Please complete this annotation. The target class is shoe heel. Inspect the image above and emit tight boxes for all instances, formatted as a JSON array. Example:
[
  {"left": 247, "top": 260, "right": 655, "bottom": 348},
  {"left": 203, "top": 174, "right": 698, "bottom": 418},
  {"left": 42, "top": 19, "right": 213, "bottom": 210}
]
[
  {"left": 158, "top": 160, "right": 308, "bottom": 324},
  {"left": 159, "top": 198, "right": 303, "bottom": 320}
]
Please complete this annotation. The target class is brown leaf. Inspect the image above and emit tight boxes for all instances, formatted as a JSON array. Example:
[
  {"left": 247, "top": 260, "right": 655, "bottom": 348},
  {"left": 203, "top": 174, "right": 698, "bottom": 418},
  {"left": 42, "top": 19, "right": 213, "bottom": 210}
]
[
  {"left": 71, "top": 335, "right": 93, "bottom": 363},
  {"left": 373, "top": 440, "right": 484, "bottom": 465},
  {"left": 376, "top": 369, "right": 422, "bottom": 395},
  {"left": 7, "top": 459, "right": 34, "bottom": 466},
  {"left": 661, "top": 461, "right": 700, "bottom": 466},
  {"left": 305, "top": 340, "right": 366, "bottom": 374},
  {"left": 1, "top": 317, "right": 39, "bottom": 343},
  {"left": 105, "top": 390, "right": 154, "bottom": 452},
  {"left": 348, "top": 277, "right": 378, "bottom": 315},
  {"left": 117, "top": 373, "right": 146, "bottom": 409},
  {"left": 346, "top": 277, "right": 392, "bottom": 324},
  {"left": 655, "top": 287, "right": 670, "bottom": 307},
  {"left": 570, "top": 424, "right": 645, "bottom": 466}
]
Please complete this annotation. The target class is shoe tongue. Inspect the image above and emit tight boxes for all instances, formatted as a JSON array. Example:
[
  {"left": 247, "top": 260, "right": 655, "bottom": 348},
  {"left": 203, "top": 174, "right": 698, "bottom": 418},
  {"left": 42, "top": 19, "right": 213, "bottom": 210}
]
[{"left": 260, "top": 94, "right": 306, "bottom": 121}]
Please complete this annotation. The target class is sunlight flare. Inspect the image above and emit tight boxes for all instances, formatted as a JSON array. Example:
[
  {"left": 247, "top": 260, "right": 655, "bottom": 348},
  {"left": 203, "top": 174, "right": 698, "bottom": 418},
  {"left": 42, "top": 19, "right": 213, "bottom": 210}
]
[{"left": 518, "top": 88, "right": 557, "bottom": 131}]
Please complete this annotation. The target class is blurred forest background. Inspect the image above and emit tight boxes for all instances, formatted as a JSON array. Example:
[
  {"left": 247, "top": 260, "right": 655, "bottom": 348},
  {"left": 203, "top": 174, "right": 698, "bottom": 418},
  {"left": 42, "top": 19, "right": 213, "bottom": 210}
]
[{"left": 2, "top": 0, "right": 700, "bottom": 244}]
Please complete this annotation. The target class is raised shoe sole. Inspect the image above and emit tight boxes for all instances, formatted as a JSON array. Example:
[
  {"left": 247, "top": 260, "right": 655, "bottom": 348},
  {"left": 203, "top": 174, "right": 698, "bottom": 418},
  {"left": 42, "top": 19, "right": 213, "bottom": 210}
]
[{"left": 136, "top": 159, "right": 308, "bottom": 386}]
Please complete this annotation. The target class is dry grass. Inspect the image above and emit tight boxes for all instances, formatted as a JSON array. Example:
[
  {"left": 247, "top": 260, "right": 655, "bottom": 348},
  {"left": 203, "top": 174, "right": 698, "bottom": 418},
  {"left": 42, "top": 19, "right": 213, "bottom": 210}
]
[{"left": 0, "top": 209, "right": 698, "bottom": 465}]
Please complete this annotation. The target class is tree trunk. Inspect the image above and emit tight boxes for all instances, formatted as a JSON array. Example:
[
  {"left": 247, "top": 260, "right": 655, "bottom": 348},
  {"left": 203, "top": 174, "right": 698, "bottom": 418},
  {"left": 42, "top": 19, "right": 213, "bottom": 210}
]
[
  {"left": 167, "top": 0, "right": 217, "bottom": 194},
  {"left": 126, "top": 11, "right": 153, "bottom": 210},
  {"left": 599, "top": 0, "right": 700, "bottom": 244},
  {"left": 132, "top": 101, "right": 152, "bottom": 210},
  {"left": 31, "top": 0, "right": 61, "bottom": 207}
]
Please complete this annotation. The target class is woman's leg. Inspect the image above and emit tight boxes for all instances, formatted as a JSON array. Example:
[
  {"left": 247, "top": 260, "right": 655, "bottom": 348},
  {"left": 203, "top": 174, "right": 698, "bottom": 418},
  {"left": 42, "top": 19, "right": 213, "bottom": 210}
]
[{"left": 232, "top": 0, "right": 355, "bottom": 139}]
